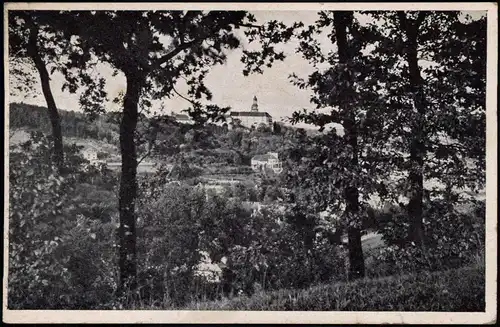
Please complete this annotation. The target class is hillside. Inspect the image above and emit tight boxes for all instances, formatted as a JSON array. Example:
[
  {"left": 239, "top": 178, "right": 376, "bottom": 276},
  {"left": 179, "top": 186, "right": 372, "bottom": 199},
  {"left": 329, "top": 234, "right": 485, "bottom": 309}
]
[
  {"left": 9, "top": 128, "right": 119, "bottom": 154},
  {"left": 184, "top": 265, "right": 485, "bottom": 311},
  {"left": 8, "top": 102, "right": 485, "bottom": 201},
  {"left": 7, "top": 102, "right": 300, "bottom": 169},
  {"left": 9, "top": 102, "right": 121, "bottom": 144}
]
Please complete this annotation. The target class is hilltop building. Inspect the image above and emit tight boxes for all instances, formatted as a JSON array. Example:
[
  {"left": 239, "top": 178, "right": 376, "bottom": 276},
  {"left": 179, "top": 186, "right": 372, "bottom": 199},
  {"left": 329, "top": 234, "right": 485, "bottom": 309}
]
[
  {"left": 251, "top": 152, "right": 283, "bottom": 174},
  {"left": 172, "top": 112, "right": 194, "bottom": 125},
  {"left": 170, "top": 96, "right": 273, "bottom": 129},
  {"left": 229, "top": 96, "right": 272, "bottom": 128}
]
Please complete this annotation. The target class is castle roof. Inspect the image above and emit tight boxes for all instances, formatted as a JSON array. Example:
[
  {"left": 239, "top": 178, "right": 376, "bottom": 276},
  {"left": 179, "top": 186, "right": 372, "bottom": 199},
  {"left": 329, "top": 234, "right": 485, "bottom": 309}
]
[
  {"left": 252, "top": 153, "right": 278, "bottom": 162},
  {"left": 174, "top": 113, "right": 191, "bottom": 120},
  {"left": 230, "top": 111, "right": 272, "bottom": 118}
]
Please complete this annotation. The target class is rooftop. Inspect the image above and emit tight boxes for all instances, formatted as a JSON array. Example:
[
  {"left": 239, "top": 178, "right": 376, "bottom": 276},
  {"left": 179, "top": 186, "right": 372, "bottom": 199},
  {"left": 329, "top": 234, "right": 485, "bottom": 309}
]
[
  {"left": 230, "top": 111, "right": 272, "bottom": 118},
  {"left": 252, "top": 153, "right": 278, "bottom": 161},
  {"left": 174, "top": 114, "right": 191, "bottom": 120}
]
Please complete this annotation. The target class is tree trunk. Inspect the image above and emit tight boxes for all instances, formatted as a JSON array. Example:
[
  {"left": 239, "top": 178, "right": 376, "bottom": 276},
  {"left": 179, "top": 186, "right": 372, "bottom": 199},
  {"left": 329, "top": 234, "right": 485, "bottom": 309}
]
[
  {"left": 333, "top": 11, "right": 365, "bottom": 280},
  {"left": 27, "top": 20, "right": 64, "bottom": 173},
  {"left": 347, "top": 226, "right": 365, "bottom": 280},
  {"left": 118, "top": 71, "right": 143, "bottom": 293},
  {"left": 344, "top": 120, "right": 365, "bottom": 280},
  {"left": 399, "top": 13, "right": 426, "bottom": 247}
]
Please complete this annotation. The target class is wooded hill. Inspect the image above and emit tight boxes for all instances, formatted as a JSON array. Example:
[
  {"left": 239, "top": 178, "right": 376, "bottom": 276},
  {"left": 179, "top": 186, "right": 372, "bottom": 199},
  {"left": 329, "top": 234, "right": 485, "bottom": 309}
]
[
  {"left": 9, "top": 102, "right": 120, "bottom": 143},
  {"left": 8, "top": 102, "right": 307, "bottom": 168}
]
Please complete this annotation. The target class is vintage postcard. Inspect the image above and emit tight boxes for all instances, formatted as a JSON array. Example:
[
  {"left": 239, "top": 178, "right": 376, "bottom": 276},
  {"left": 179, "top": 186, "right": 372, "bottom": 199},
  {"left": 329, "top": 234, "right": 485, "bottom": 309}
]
[{"left": 3, "top": 2, "right": 497, "bottom": 324}]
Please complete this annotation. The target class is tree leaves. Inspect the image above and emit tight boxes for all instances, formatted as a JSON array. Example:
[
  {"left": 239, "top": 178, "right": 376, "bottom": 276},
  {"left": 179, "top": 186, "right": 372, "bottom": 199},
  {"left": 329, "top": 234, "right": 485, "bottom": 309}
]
[{"left": 241, "top": 20, "right": 303, "bottom": 76}]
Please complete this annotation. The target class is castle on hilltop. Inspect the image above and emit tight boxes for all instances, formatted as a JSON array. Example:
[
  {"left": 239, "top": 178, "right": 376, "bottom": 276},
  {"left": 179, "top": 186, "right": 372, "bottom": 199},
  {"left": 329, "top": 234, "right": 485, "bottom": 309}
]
[
  {"left": 229, "top": 96, "right": 273, "bottom": 128},
  {"left": 172, "top": 96, "right": 273, "bottom": 129}
]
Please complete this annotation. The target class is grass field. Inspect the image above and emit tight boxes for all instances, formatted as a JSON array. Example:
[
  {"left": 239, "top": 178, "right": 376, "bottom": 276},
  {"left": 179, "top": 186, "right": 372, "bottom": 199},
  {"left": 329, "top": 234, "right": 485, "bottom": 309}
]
[
  {"left": 8, "top": 129, "right": 30, "bottom": 145},
  {"left": 184, "top": 265, "right": 485, "bottom": 311},
  {"left": 362, "top": 232, "right": 385, "bottom": 255}
]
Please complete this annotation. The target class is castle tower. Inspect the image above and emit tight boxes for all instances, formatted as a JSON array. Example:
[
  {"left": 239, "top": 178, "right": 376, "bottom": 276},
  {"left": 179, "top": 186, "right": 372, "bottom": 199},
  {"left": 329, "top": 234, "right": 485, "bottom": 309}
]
[{"left": 251, "top": 95, "right": 259, "bottom": 112}]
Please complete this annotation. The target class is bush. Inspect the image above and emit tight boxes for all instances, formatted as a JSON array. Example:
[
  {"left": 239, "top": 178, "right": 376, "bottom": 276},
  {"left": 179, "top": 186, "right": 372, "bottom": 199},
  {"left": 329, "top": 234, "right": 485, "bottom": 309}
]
[
  {"left": 8, "top": 132, "right": 118, "bottom": 309},
  {"left": 54, "top": 215, "right": 118, "bottom": 309},
  {"left": 134, "top": 178, "right": 347, "bottom": 306},
  {"left": 136, "top": 183, "right": 229, "bottom": 306},
  {"left": 376, "top": 199, "right": 485, "bottom": 274},
  {"left": 169, "top": 162, "right": 203, "bottom": 180},
  {"left": 219, "top": 205, "right": 347, "bottom": 296}
]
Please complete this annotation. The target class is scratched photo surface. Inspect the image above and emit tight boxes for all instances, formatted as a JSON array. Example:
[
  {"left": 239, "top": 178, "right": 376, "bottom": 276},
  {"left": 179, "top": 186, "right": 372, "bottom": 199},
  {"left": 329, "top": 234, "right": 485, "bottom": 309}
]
[{"left": 3, "top": 3, "right": 497, "bottom": 324}]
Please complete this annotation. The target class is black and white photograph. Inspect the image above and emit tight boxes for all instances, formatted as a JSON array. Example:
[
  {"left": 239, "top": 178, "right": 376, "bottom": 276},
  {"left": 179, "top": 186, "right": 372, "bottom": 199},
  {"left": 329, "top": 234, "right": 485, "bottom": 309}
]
[{"left": 3, "top": 2, "right": 497, "bottom": 324}]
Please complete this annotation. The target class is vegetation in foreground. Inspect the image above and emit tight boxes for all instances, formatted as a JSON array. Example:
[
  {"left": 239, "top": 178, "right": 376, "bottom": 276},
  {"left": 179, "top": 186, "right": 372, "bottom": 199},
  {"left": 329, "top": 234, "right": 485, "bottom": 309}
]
[
  {"left": 7, "top": 10, "right": 487, "bottom": 313},
  {"left": 185, "top": 265, "right": 485, "bottom": 311},
  {"left": 8, "top": 131, "right": 486, "bottom": 311}
]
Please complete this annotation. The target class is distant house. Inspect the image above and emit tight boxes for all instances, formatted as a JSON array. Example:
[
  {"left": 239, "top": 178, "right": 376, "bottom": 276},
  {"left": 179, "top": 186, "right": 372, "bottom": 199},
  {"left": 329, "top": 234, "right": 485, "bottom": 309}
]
[
  {"left": 81, "top": 147, "right": 99, "bottom": 164},
  {"left": 251, "top": 152, "right": 283, "bottom": 174},
  {"left": 172, "top": 112, "right": 194, "bottom": 125}
]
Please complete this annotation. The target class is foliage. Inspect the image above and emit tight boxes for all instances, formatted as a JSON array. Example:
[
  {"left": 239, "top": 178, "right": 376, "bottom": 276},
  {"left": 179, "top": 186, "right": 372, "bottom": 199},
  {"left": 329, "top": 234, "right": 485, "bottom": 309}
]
[
  {"left": 168, "top": 161, "right": 203, "bottom": 180},
  {"left": 202, "top": 203, "right": 346, "bottom": 297},
  {"left": 54, "top": 10, "right": 292, "bottom": 290},
  {"left": 375, "top": 199, "right": 485, "bottom": 274},
  {"left": 10, "top": 103, "right": 119, "bottom": 144},
  {"left": 133, "top": 173, "right": 348, "bottom": 306},
  {"left": 9, "top": 11, "right": 108, "bottom": 115},
  {"left": 7, "top": 9, "right": 487, "bottom": 311},
  {"left": 8, "top": 11, "right": 64, "bottom": 99},
  {"left": 8, "top": 132, "right": 118, "bottom": 309},
  {"left": 362, "top": 11, "right": 487, "bottom": 244},
  {"left": 255, "top": 10, "right": 486, "bottom": 279},
  {"left": 135, "top": 181, "right": 248, "bottom": 305}
]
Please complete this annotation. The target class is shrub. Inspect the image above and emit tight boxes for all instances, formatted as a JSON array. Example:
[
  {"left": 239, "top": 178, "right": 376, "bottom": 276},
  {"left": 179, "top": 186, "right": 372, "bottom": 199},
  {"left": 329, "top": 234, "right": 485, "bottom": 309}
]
[
  {"left": 169, "top": 162, "right": 203, "bottom": 180},
  {"left": 376, "top": 199, "right": 485, "bottom": 274},
  {"left": 135, "top": 179, "right": 347, "bottom": 306},
  {"left": 136, "top": 183, "right": 222, "bottom": 306},
  {"left": 8, "top": 132, "right": 118, "bottom": 309},
  {"left": 220, "top": 206, "right": 347, "bottom": 296}
]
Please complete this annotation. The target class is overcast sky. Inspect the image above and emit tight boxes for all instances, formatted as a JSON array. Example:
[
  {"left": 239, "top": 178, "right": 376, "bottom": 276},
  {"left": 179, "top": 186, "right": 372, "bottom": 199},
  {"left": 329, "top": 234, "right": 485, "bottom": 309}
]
[{"left": 9, "top": 10, "right": 486, "bottom": 125}]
